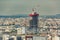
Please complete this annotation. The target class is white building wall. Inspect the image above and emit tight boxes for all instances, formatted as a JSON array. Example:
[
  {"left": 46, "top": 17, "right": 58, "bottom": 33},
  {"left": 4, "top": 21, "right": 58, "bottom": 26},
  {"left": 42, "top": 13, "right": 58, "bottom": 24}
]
[
  {"left": 17, "top": 27, "right": 25, "bottom": 34},
  {"left": 33, "top": 36, "right": 47, "bottom": 40},
  {"left": 52, "top": 36, "right": 59, "bottom": 40},
  {"left": 3, "top": 34, "right": 9, "bottom": 40}
]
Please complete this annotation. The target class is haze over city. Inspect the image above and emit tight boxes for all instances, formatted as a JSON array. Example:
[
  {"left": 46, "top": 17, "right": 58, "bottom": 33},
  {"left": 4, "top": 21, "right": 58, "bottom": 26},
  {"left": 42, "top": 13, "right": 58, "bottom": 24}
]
[{"left": 0, "top": 0, "right": 60, "bottom": 16}]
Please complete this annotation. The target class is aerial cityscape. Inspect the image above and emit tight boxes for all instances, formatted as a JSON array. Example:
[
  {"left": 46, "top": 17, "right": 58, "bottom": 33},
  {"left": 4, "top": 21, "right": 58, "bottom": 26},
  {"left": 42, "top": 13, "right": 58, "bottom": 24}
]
[
  {"left": 0, "top": 9, "right": 60, "bottom": 40},
  {"left": 0, "top": 0, "right": 60, "bottom": 40}
]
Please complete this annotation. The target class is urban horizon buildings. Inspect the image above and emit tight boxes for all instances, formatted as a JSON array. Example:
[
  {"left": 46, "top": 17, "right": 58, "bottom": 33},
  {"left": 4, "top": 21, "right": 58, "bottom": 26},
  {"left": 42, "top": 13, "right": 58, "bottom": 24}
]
[{"left": 0, "top": 10, "right": 60, "bottom": 40}]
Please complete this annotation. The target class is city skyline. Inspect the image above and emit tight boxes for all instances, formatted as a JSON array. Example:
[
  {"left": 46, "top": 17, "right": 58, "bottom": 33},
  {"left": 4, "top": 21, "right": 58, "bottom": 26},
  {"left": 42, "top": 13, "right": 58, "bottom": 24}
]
[{"left": 0, "top": 0, "right": 60, "bottom": 16}]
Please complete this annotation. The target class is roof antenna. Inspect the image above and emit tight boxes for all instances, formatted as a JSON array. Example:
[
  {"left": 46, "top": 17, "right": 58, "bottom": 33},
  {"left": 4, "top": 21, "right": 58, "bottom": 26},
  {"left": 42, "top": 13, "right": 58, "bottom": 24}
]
[
  {"left": 32, "top": 8, "right": 36, "bottom": 14},
  {"left": 32, "top": 8, "right": 35, "bottom": 12}
]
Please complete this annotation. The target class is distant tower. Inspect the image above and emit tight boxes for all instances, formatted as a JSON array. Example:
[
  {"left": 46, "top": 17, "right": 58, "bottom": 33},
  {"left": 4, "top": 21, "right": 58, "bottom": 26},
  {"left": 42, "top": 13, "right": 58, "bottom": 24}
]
[{"left": 29, "top": 9, "right": 39, "bottom": 33}]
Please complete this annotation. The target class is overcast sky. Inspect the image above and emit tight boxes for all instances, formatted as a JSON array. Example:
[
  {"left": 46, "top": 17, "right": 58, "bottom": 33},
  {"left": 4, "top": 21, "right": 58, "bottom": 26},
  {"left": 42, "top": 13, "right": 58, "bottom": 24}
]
[{"left": 0, "top": 0, "right": 60, "bottom": 16}]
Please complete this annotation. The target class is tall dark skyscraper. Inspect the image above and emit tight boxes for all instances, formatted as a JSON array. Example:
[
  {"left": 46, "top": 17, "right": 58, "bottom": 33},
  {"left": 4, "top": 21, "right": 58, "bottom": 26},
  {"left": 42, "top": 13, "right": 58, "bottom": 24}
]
[{"left": 29, "top": 9, "right": 39, "bottom": 33}]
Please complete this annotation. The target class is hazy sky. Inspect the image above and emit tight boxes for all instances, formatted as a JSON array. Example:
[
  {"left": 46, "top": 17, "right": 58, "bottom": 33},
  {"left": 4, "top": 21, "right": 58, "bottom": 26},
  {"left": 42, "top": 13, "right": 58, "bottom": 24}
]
[{"left": 0, "top": 0, "right": 60, "bottom": 16}]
